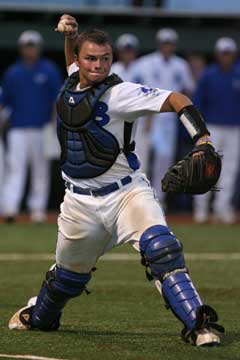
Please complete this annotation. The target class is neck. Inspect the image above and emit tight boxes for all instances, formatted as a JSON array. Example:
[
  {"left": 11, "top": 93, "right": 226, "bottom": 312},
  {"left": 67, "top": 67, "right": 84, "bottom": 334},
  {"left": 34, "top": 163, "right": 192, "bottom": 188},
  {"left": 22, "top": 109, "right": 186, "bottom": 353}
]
[
  {"left": 76, "top": 83, "right": 90, "bottom": 91},
  {"left": 79, "top": 75, "right": 94, "bottom": 89}
]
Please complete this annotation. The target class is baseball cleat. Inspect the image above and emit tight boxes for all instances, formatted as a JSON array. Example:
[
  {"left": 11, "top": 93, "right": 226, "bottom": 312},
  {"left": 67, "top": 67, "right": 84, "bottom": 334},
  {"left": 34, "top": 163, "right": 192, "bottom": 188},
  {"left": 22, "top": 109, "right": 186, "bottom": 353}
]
[
  {"left": 182, "top": 326, "right": 220, "bottom": 346},
  {"left": 181, "top": 304, "right": 224, "bottom": 346},
  {"left": 8, "top": 301, "right": 61, "bottom": 331},
  {"left": 30, "top": 211, "right": 47, "bottom": 224},
  {"left": 8, "top": 305, "right": 33, "bottom": 330},
  {"left": 27, "top": 296, "right": 37, "bottom": 307},
  {"left": 195, "top": 328, "right": 220, "bottom": 346}
]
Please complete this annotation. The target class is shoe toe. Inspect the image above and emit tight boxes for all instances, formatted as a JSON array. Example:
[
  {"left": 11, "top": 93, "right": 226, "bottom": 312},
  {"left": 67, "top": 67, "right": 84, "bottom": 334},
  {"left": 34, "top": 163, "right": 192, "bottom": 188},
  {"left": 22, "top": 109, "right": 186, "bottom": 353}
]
[
  {"left": 196, "top": 330, "right": 220, "bottom": 346},
  {"left": 8, "top": 306, "right": 32, "bottom": 330}
]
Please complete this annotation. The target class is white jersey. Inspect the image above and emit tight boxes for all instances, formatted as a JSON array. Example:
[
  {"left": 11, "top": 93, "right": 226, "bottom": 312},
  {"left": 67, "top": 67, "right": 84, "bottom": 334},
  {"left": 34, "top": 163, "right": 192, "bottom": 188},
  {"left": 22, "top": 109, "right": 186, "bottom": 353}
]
[
  {"left": 111, "top": 61, "right": 138, "bottom": 83},
  {"left": 62, "top": 63, "right": 171, "bottom": 188}
]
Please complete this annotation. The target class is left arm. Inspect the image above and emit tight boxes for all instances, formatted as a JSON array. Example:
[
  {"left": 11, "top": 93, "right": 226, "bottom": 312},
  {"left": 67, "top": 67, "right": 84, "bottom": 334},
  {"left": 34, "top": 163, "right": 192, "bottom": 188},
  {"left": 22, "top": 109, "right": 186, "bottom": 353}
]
[{"left": 160, "top": 92, "right": 221, "bottom": 194}]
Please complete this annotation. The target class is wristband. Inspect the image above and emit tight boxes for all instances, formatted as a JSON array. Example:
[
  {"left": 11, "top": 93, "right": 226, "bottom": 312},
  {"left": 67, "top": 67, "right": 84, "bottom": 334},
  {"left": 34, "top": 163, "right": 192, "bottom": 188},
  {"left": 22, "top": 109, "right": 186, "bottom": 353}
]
[
  {"left": 196, "top": 136, "right": 213, "bottom": 146},
  {"left": 178, "top": 105, "right": 210, "bottom": 142}
]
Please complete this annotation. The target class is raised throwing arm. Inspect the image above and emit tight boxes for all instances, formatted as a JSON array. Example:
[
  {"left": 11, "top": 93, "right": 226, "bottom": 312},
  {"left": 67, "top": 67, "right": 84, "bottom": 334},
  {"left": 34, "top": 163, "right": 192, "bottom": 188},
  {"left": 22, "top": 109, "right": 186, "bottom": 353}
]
[{"left": 55, "top": 14, "right": 79, "bottom": 68}]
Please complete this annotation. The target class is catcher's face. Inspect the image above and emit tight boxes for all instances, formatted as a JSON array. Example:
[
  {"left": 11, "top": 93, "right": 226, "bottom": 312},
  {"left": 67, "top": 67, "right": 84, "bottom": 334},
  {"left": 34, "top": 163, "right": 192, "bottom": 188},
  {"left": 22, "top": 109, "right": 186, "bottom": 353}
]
[{"left": 75, "top": 41, "right": 113, "bottom": 88}]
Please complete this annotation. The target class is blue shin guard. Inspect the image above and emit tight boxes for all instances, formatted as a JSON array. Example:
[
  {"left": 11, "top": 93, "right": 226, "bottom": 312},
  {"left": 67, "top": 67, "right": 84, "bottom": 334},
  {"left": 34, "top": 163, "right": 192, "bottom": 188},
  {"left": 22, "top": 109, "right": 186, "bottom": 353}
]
[
  {"left": 140, "top": 225, "right": 202, "bottom": 330},
  {"left": 161, "top": 271, "right": 202, "bottom": 330},
  {"left": 31, "top": 266, "right": 91, "bottom": 330}
]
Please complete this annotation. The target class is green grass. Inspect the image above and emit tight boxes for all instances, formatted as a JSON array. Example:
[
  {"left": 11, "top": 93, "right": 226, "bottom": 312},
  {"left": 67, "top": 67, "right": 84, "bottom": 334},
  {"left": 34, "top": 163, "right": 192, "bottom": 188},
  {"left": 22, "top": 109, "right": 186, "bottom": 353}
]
[{"left": 0, "top": 223, "right": 239, "bottom": 360}]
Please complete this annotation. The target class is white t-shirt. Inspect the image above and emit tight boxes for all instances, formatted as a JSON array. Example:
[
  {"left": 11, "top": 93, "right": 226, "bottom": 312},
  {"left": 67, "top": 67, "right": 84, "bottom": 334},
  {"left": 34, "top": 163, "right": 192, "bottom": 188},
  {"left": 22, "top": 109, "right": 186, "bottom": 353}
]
[
  {"left": 62, "top": 63, "right": 171, "bottom": 188},
  {"left": 135, "top": 52, "right": 194, "bottom": 93},
  {"left": 111, "top": 61, "right": 139, "bottom": 83}
]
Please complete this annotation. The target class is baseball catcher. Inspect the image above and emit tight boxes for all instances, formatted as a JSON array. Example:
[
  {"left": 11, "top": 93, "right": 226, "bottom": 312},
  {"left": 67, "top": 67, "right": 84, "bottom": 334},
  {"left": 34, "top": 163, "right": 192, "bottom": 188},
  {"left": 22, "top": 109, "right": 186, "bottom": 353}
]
[{"left": 8, "top": 14, "right": 224, "bottom": 348}]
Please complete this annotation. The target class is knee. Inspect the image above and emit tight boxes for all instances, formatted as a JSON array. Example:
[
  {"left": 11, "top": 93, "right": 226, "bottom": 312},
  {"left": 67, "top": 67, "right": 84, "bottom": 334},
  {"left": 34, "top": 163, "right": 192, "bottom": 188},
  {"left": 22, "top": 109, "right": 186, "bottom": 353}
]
[
  {"left": 46, "top": 266, "right": 91, "bottom": 299},
  {"left": 139, "top": 225, "right": 186, "bottom": 280}
]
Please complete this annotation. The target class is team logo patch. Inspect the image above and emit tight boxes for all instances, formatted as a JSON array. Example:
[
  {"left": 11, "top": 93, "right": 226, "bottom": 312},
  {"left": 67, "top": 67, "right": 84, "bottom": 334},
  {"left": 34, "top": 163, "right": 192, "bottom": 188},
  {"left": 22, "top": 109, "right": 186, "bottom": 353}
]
[
  {"left": 94, "top": 101, "right": 110, "bottom": 126},
  {"left": 34, "top": 73, "right": 48, "bottom": 84},
  {"left": 139, "top": 86, "right": 161, "bottom": 96},
  {"left": 69, "top": 96, "right": 75, "bottom": 104}
]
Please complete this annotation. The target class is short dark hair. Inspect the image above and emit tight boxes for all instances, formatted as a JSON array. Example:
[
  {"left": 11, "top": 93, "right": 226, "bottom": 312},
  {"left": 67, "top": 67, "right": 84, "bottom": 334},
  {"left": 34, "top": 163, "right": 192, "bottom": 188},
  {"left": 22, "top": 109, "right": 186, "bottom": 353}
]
[{"left": 74, "top": 28, "right": 112, "bottom": 55}]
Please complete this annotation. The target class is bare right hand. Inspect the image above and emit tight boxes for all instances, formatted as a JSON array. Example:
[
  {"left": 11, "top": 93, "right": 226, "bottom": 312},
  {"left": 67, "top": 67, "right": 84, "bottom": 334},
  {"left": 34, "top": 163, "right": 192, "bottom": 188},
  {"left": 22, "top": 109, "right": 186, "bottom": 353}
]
[{"left": 55, "top": 14, "right": 79, "bottom": 38}]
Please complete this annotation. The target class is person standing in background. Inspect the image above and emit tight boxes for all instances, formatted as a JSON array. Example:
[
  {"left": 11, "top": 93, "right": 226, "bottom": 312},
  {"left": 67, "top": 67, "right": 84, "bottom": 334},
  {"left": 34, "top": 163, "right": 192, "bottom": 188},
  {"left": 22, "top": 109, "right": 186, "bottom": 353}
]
[
  {"left": 0, "top": 30, "right": 62, "bottom": 223},
  {"left": 111, "top": 33, "right": 151, "bottom": 174},
  {"left": 187, "top": 51, "right": 207, "bottom": 85},
  {"left": 0, "top": 103, "right": 11, "bottom": 215},
  {"left": 193, "top": 37, "right": 240, "bottom": 224},
  {"left": 134, "top": 28, "right": 195, "bottom": 205},
  {"left": 111, "top": 33, "right": 139, "bottom": 81}
]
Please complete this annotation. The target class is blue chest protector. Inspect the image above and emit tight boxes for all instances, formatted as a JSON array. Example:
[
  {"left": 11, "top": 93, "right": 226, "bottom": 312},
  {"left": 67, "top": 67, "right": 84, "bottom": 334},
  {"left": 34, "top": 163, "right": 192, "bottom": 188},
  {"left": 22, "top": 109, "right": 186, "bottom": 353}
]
[{"left": 56, "top": 71, "right": 135, "bottom": 179}]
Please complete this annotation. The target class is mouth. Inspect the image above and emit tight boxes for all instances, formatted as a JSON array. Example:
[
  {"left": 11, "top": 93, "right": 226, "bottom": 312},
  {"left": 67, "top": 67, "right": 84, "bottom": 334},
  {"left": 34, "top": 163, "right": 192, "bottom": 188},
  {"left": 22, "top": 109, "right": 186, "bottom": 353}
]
[{"left": 89, "top": 72, "right": 105, "bottom": 76}]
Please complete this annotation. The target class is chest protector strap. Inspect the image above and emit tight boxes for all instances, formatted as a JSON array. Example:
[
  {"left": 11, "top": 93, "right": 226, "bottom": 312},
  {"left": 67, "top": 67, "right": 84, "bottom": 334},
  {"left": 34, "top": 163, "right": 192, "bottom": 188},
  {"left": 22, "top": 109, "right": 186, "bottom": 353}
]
[{"left": 56, "top": 72, "right": 135, "bottom": 179}]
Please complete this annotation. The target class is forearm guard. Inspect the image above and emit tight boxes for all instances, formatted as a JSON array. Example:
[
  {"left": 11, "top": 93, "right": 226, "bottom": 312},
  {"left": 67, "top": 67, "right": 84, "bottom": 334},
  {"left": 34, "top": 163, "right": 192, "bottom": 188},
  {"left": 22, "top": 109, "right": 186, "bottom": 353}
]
[{"left": 178, "top": 105, "right": 210, "bottom": 143}]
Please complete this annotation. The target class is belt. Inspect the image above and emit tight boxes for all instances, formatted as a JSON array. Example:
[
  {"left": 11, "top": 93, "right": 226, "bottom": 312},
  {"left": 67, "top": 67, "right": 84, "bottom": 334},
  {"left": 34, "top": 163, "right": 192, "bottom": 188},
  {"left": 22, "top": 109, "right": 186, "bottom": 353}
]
[{"left": 65, "top": 175, "right": 132, "bottom": 197}]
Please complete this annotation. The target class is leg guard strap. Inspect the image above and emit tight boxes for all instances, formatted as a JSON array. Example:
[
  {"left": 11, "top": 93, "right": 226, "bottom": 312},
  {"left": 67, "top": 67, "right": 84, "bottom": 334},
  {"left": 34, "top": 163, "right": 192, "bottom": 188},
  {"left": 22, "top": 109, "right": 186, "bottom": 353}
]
[{"left": 32, "top": 266, "right": 91, "bottom": 330}]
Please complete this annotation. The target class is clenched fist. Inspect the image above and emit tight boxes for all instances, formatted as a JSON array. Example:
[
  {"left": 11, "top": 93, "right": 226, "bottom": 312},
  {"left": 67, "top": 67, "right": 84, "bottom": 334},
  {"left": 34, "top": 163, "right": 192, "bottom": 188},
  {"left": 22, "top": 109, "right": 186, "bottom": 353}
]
[{"left": 55, "top": 14, "right": 78, "bottom": 38}]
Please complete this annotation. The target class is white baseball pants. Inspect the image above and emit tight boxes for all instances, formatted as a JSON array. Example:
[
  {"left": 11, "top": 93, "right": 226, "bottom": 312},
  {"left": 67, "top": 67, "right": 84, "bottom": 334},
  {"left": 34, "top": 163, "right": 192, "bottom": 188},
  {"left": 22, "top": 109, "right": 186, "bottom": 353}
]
[
  {"left": 2, "top": 128, "right": 50, "bottom": 216},
  {"left": 194, "top": 124, "right": 240, "bottom": 220},
  {"left": 56, "top": 173, "right": 167, "bottom": 273},
  {"left": 150, "top": 113, "right": 177, "bottom": 202}
]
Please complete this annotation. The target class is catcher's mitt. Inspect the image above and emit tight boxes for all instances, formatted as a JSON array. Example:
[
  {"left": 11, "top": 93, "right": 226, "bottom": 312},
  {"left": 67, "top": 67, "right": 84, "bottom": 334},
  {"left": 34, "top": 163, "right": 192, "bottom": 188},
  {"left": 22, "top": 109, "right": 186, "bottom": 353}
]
[{"left": 161, "top": 143, "right": 222, "bottom": 194}]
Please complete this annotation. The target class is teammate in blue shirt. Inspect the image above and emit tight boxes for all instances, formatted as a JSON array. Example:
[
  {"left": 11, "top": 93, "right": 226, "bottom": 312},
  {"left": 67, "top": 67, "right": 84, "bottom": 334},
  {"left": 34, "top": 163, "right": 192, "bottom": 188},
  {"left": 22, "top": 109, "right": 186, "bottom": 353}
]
[
  {"left": 193, "top": 37, "right": 240, "bottom": 223},
  {"left": 0, "top": 30, "right": 62, "bottom": 223}
]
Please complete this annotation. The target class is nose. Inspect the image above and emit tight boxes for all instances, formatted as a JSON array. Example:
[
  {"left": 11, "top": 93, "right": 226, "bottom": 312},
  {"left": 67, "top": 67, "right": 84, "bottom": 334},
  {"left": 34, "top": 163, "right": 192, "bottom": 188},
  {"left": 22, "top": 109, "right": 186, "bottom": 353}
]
[{"left": 94, "top": 59, "right": 101, "bottom": 69}]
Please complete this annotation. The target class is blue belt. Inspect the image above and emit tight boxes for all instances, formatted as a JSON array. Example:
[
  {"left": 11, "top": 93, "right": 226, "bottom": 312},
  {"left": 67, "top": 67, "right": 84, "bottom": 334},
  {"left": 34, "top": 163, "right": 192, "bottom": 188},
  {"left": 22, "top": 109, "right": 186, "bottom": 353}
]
[{"left": 65, "top": 175, "right": 132, "bottom": 197}]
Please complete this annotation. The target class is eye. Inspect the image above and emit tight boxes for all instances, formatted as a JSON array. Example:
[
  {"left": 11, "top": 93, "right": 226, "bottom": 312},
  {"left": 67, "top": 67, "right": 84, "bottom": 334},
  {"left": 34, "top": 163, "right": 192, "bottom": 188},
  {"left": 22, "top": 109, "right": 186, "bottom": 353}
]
[
  {"left": 86, "top": 56, "right": 96, "bottom": 61},
  {"left": 102, "top": 56, "right": 110, "bottom": 62}
]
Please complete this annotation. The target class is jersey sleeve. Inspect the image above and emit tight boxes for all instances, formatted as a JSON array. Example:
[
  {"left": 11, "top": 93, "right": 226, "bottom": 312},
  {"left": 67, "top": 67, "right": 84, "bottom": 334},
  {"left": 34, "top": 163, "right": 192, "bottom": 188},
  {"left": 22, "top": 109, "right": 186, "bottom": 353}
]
[
  {"left": 67, "top": 62, "right": 79, "bottom": 76},
  {"left": 112, "top": 82, "right": 171, "bottom": 120}
]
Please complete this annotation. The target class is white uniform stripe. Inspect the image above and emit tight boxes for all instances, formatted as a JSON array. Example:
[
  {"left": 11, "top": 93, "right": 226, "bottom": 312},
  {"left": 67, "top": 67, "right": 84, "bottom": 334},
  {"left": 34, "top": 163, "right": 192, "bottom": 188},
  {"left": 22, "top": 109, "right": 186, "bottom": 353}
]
[
  {"left": 180, "top": 113, "right": 198, "bottom": 138},
  {"left": 0, "top": 253, "right": 239, "bottom": 261}
]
